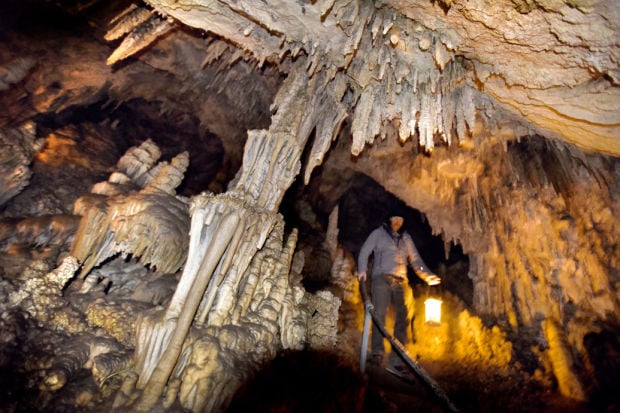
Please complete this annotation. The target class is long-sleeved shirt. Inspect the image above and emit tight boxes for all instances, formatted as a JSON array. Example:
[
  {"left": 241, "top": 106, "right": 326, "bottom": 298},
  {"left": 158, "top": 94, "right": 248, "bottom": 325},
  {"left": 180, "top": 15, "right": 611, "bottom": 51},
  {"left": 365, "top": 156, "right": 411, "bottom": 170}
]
[{"left": 358, "top": 223, "right": 435, "bottom": 282}]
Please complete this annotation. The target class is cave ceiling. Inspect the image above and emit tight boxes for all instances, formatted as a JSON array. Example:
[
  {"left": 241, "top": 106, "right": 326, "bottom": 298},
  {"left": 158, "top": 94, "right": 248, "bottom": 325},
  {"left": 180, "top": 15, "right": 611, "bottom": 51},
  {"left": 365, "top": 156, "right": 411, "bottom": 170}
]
[
  {"left": 2, "top": 0, "right": 618, "bottom": 161},
  {"left": 0, "top": 0, "right": 616, "bottom": 241},
  {"left": 104, "top": 0, "right": 620, "bottom": 156}
]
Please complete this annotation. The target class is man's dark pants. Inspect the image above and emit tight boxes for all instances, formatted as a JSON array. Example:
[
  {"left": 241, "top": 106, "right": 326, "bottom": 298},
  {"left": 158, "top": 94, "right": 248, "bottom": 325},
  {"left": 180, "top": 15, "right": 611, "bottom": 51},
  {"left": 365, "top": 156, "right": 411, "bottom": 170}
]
[{"left": 370, "top": 273, "right": 410, "bottom": 367}]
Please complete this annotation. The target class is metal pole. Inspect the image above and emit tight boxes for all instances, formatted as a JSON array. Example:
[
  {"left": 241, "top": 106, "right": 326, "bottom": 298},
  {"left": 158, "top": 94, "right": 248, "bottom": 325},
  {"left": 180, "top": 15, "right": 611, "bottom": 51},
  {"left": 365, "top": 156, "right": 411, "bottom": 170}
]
[
  {"left": 359, "top": 296, "right": 372, "bottom": 373},
  {"left": 359, "top": 282, "right": 460, "bottom": 413}
]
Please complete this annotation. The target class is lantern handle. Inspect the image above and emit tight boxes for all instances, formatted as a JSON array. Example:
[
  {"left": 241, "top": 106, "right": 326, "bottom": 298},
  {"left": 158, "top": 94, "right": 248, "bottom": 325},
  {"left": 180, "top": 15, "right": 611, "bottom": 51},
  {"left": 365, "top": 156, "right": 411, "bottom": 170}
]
[{"left": 425, "top": 281, "right": 443, "bottom": 298}]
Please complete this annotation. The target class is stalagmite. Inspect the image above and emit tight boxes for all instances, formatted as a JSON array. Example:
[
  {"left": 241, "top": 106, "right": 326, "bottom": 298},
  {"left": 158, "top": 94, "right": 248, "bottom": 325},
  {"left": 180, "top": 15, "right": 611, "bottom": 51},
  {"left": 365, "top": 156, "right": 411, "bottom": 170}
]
[
  {"left": 544, "top": 319, "right": 587, "bottom": 401},
  {"left": 108, "top": 58, "right": 356, "bottom": 411},
  {"left": 71, "top": 141, "right": 190, "bottom": 278},
  {"left": 8, "top": 256, "right": 81, "bottom": 329}
]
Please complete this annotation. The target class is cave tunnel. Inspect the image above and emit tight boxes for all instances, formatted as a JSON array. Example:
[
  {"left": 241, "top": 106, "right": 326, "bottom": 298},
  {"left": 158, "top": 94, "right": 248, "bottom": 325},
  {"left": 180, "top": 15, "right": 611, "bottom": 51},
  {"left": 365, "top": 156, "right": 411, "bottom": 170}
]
[
  {"left": 335, "top": 173, "right": 472, "bottom": 306},
  {"left": 1, "top": 0, "right": 619, "bottom": 412}
]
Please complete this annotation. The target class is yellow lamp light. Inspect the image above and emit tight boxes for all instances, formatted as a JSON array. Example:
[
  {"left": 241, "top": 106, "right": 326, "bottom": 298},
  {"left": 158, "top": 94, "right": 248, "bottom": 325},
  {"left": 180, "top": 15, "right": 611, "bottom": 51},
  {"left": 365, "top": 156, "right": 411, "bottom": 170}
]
[{"left": 424, "top": 297, "right": 442, "bottom": 325}]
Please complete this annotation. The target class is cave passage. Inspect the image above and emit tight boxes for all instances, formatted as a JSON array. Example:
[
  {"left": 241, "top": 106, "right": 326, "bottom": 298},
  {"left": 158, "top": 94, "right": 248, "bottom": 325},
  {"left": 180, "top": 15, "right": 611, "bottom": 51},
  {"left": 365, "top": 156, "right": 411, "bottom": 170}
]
[{"left": 337, "top": 174, "right": 472, "bottom": 307}]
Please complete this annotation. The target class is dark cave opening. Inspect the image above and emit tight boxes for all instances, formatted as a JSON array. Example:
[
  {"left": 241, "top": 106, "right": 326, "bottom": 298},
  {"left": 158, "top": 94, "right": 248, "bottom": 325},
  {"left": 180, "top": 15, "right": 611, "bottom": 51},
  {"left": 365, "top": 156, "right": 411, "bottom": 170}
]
[
  {"left": 337, "top": 174, "right": 472, "bottom": 307},
  {"left": 279, "top": 171, "right": 472, "bottom": 306},
  {"left": 30, "top": 97, "right": 228, "bottom": 198},
  {"left": 108, "top": 99, "right": 227, "bottom": 196}
]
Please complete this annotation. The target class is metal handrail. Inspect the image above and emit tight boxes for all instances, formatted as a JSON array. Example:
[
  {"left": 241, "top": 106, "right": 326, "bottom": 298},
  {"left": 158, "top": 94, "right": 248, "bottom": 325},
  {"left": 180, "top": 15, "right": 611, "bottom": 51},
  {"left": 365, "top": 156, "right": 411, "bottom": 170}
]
[{"left": 359, "top": 281, "right": 460, "bottom": 413}]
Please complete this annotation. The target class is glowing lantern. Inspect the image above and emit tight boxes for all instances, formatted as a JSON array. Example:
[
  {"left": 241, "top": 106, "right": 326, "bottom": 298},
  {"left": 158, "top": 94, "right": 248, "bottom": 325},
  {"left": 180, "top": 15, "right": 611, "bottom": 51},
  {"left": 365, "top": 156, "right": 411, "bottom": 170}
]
[{"left": 424, "top": 297, "right": 442, "bottom": 325}]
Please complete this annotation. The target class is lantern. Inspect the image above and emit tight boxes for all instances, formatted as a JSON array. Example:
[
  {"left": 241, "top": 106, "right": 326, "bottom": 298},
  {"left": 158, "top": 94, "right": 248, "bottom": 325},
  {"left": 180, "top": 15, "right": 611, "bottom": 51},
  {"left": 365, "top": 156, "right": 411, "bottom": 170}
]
[{"left": 424, "top": 297, "right": 442, "bottom": 325}]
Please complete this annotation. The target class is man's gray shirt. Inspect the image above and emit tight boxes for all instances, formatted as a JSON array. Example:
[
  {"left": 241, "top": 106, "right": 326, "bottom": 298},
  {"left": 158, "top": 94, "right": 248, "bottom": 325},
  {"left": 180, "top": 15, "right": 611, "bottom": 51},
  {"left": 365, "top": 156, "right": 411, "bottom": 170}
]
[{"left": 358, "top": 224, "right": 434, "bottom": 281}]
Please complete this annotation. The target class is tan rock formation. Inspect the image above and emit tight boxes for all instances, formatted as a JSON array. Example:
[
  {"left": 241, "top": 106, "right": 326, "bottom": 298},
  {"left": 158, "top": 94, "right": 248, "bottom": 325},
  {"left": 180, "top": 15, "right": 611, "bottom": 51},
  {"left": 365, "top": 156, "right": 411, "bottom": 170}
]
[
  {"left": 0, "top": 122, "right": 44, "bottom": 207},
  {"left": 71, "top": 139, "right": 190, "bottom": 278}
]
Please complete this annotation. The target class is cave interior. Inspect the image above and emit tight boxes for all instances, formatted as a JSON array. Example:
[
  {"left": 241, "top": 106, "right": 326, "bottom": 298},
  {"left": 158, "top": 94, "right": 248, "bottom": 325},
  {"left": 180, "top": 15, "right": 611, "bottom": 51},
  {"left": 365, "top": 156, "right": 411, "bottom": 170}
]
[{"left": 0, "top": 0, "right": 619, "bottom": 412}]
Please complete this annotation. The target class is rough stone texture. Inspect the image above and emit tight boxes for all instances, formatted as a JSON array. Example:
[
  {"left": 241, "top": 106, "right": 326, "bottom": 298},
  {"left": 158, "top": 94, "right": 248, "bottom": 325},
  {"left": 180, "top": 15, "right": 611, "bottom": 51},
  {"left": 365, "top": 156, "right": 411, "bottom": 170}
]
[
  {"left": 8, "top": 256, "right": 84, "bottom": 331},
  {"left": 0, "top": 122, "right": 44, "bottom": 208},
  {"left": 137, "top": 0, "right": 619, "bottom": 156},
  {"left": 342, "top": 127, "right": 619, "bottom": 401},
  {"left": 394, "top": 0, "right": 619, "bottom": 144},
  {"left": 302, "top": 290, "right": 341, "bottom": 349},
  {"left": 71, "top": 140, "right": 191, "bottom": 277}
]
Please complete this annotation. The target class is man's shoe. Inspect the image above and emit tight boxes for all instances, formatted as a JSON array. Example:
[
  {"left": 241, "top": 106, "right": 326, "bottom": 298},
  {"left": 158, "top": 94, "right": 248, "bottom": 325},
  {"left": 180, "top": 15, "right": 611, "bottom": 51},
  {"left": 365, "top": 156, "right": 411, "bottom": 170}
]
[{"left": 386, "top": 364, "right": 413, "bottom": 380}]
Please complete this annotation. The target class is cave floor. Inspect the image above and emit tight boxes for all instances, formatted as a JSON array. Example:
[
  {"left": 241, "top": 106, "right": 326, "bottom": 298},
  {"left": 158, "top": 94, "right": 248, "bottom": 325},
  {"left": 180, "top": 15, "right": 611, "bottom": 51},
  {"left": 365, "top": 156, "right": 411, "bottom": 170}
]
[{"left": 363, "top": 363, "right": 594, "bottom": 413}]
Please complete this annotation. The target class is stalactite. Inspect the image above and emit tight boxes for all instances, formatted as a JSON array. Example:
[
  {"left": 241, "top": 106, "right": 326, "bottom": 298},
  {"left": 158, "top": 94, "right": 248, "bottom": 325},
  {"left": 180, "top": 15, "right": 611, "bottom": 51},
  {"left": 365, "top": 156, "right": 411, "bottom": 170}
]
[
  {"left": 303, "top": 74, "right": 348, "bottom": 184},
  {"left": 231, "top": 130, "right": 302, "bottom": 210},
  {"left": 461, "top": 84, "right": 477, "bottom": 139},
  {"left": 433, "top": 38, "right": 453, "bottom": 71},
  {"left": 351, "top": 85, "right": 377, "bottom": 156},
  {"left": 104, "top": 4, "right": 152, "bottom": 42},
  {"left": 106, "top": 58, "right": 361, "bottom": 411},
  {"left": 347, "top": 31, "right": 476, "bottom": 155},
  {"left": 442, "top": 86, "right": 456, "bottom": 146},
  {"left": 418, "top": 84, "right": 436, "bottom": 151},
  {"left": 106, "top": 13, "right": 174, "bottom": 66},
  {"left": 397, "top": 84, "right": 413, "bottom": 142},
  {"left": 124, "top": 0, "right": 488, "bottom": 160}
]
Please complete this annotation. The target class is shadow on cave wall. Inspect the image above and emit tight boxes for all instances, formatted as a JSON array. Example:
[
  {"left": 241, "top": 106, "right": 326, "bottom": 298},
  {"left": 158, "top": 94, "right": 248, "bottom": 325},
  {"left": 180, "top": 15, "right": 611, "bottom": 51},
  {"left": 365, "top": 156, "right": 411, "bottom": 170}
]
[{"left": 582, "top": 329, "right": 620, "bottom": 412}]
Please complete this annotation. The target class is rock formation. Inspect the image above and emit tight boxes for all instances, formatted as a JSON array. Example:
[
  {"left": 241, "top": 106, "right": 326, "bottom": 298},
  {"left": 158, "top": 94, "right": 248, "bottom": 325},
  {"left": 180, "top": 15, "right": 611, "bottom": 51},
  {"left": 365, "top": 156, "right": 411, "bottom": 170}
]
[{"left": 0, "top": 122, "right": 44, "bottom": 207}]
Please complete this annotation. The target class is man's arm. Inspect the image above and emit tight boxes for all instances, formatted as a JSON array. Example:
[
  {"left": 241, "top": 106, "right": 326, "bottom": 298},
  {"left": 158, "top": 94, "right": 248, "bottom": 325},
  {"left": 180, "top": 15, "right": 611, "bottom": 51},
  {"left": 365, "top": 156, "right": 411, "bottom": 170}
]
[
  {"left": 357, "top": 229, "right": 376, "bottom": 281},
  {"left": 404, "top": 234, "right": 441, "bottom": 285}
]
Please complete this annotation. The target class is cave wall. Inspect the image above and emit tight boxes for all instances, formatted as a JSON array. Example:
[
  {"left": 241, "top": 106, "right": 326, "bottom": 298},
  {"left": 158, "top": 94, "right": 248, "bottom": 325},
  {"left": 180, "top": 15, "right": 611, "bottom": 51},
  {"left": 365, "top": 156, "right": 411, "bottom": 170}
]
[{"left": 334, "top": 123, "right": 620, "bottom": 399}]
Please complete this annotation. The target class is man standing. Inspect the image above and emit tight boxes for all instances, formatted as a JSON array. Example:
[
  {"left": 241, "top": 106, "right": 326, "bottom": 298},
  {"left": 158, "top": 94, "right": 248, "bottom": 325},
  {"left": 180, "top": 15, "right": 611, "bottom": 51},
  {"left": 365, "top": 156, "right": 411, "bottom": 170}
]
[{"left": 358, "top": 215, "right": 441, "bottom": 373}]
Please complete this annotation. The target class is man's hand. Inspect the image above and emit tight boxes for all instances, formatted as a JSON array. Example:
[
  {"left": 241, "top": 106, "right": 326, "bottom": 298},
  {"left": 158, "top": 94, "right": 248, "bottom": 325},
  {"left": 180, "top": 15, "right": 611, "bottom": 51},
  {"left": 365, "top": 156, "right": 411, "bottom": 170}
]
[
  {"left": 426, "top": 275, "right": 441, "bottom": 286},
  {"left": 358, "top": 271, "right": 367, "bottom": 282}
]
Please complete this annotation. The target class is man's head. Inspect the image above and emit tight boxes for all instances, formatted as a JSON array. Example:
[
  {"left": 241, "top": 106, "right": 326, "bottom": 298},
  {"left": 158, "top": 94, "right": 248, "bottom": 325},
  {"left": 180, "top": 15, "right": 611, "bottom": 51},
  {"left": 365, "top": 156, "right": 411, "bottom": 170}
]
[{"left": 389, "top": 216, "right": 404, "bottom": 232}]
